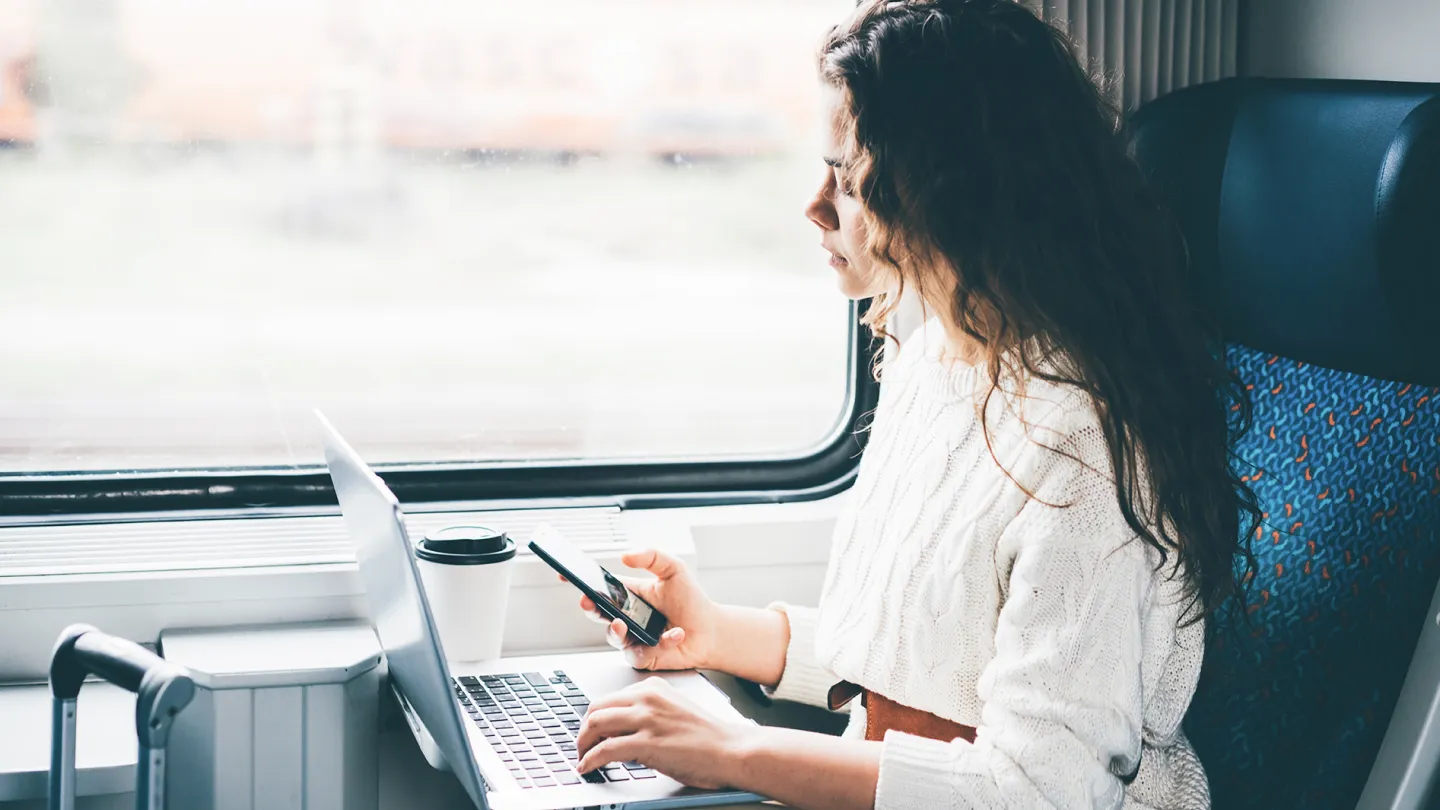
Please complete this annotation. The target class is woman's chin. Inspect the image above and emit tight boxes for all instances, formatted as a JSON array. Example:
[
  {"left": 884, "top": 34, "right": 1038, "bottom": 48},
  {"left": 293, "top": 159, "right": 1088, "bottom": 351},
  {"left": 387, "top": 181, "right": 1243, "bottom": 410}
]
[{"left": 835, "top": 272, "right": 881, "bottom": 301}]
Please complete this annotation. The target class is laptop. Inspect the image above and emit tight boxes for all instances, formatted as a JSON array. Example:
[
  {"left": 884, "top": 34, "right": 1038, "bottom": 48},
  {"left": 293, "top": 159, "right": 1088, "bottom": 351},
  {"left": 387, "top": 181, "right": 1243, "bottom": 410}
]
[{"left": 318, "top": 411, "right": 765, "bottom": 810}]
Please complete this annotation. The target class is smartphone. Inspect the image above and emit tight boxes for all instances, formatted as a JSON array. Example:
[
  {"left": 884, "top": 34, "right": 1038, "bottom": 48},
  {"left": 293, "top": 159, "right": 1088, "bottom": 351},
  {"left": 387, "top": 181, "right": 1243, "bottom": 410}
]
[{"left": 528, "top": 524, "right": 668, "bottom": 646}]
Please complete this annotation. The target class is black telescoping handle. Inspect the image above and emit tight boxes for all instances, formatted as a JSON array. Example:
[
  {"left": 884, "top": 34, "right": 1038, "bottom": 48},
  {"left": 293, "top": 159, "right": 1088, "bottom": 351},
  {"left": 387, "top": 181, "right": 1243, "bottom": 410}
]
[
  {"left": 50, "top": 624, "right": 168, "bottom": 700},
  {"left": 74, "top": 632, "right": 160, "bottom": 692},
  {"left": 48, "top": 625, "right": 195, "bottom": 810}
]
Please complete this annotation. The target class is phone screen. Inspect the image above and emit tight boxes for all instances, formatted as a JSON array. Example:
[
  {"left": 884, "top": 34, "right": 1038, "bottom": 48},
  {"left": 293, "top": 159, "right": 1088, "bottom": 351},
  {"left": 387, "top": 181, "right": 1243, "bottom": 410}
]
[{"left": 531, "top": 527, "right": 657, "bottom": 631}]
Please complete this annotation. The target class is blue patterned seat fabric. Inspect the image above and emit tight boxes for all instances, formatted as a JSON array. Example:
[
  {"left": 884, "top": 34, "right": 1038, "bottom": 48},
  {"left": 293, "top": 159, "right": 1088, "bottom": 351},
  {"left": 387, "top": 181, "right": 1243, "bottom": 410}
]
[{"left": 1185, "top": 345, "right": 1440, "bottom": 809}]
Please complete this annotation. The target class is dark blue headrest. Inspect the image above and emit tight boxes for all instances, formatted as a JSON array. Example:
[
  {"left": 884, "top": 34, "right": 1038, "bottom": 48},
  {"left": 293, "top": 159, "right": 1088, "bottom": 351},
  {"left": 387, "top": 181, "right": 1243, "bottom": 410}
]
[{"left": 1129, "top": 78, "right": 1440, "bottom": 385}]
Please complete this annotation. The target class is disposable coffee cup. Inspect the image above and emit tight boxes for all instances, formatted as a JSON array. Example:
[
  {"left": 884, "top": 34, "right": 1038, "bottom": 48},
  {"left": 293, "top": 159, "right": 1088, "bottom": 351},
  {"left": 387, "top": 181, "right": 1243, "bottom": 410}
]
[{"left": 414, "top": 525, "right": 516, "bottom": 664}]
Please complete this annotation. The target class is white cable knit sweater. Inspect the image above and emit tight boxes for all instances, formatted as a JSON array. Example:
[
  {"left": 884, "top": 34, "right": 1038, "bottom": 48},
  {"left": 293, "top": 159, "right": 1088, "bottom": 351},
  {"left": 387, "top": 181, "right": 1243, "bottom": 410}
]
[{"left": 768, "top": 319, "right": 1210, "bottom": 809}]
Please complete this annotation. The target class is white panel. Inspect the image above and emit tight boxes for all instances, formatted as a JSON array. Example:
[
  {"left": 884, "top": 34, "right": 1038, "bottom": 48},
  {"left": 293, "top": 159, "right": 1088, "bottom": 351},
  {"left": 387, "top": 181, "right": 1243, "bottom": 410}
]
[
  {"left": 211, "top": 690, "right": 253, "bottom": 810},
  {"left": 1141, "top": 0, "right": 1161, "bottom": 104},
  {"left": 1222, "top": 0, "right": 1239, "bottom": 77},
  {"left": 1176, "top": 0, "right": 1193, "bottom": 89},
  {"left": 1123, "top": 0, "right": 1141, "bottom": 108},
  {"left": 1207, "top": 0, "right": 1225, "bottom": 81},
  {"left": 1035, "top": 0, "right": 1236, "bottom": 109},
  {"left": 1159, "top": 1, "right": 1176, "bottom": 94},
  {"left": 1071, "top": 0, "right": 1090, "bottom": 66},
  {"left": 1244, "top": 0, "right": 1440, "bottom": 82},
  {"left": 1087, "top": 0, "right": 1105, "bottom": 81},
  {"left": 252, "top": 687, "right": 304, "bottom": 810},
  {"left": 1197, "top": 0, "right": 1209, "bottom": 86},
  {"left": 1043, "top": 0, "right": 1072, "bottom": 31},
  {"left": 1105, "top": 0, "right": 1125, "bottom": 92},
  {"left": 305, "top": 685, "right": 346, "bottom": 810},
  {"left": 342, "top": 671, "right": 381, "bottom": 810},
  {"left": 0, "top": 506, "right": 624, "bottom": 577}
]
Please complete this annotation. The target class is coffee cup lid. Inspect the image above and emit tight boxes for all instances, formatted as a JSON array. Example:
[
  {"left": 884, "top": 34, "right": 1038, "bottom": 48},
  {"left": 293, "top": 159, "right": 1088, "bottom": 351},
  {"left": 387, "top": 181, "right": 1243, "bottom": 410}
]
[{"left": 416, "top": 526, "right": 516, "bottom": 565}]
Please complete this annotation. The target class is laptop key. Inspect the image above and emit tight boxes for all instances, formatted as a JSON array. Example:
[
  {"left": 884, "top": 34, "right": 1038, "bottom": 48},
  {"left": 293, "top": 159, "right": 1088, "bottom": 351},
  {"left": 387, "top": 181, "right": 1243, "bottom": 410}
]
[
  {"left": 581, "top": 770, "right": 607, "bottom": 784},
  {"left": 603, "top": 769, "right": 630, "bottom": 782},
  {"left": 524, "top": 672, "right": 549, "bottom": 685},
  {"left": 622, "top": 761, "right": 646, "bottom": 770},
  {"left": 557, "top": 772, "right": 581, "bottom": 786},
  {"left": 629, "top": 768, "right": 658, "bottom": 779}
]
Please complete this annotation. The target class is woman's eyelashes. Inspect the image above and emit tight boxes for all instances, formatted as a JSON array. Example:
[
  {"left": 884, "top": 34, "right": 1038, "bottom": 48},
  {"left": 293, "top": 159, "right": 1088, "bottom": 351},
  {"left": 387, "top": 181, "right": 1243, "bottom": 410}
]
[{"left": 823, "top": 158, "right": 853, "bottom": 198}]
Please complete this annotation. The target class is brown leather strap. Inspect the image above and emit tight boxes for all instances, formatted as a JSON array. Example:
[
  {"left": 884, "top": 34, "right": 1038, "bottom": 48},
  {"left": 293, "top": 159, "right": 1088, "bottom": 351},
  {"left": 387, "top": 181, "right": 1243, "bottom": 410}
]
[
  {"left": 828, "top": 681, "right": 977, "bottom": 744},
  {"left": 863, "top": 690, "right": 976, "bottom": 743}
]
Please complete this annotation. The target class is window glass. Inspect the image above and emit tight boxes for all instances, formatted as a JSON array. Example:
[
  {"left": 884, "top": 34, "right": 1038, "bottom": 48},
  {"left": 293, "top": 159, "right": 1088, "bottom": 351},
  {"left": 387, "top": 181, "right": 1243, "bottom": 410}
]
[{"left": 0, "top": 0, "right": 854, "bottom": 472}]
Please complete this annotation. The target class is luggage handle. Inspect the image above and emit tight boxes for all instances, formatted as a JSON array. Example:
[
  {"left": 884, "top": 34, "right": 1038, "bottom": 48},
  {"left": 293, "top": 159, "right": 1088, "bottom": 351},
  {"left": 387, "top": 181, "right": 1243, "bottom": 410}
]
[{"left": 48, "top": 624, "right": 196, "bottom": 810}]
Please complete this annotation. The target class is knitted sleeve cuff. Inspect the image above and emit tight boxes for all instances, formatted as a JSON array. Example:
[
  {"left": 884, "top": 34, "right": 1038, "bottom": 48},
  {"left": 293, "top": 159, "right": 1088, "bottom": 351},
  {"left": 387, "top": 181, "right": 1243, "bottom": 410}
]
[
  {"left": 761, "top": 602, "right": 839, "bottom": 709},
  {"left": 874, "top": 729, "right": 965, "bottom": 809}
]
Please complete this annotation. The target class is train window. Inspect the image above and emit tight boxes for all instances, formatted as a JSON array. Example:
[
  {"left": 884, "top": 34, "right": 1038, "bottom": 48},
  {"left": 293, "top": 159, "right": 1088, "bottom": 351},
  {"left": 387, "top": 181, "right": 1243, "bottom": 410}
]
[{"left": 0, "top": 0, "right": 856, "bottom": 484}]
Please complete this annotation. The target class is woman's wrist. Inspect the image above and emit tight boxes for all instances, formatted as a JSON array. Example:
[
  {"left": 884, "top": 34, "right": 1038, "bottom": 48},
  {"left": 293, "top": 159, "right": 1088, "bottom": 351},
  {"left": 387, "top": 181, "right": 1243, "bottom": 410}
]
[
  {"left": 720, "top": 721, "right": 772, "bottom": 790},
  {"left": 704, "top": 603, "right": 790, "bottom": 687}
]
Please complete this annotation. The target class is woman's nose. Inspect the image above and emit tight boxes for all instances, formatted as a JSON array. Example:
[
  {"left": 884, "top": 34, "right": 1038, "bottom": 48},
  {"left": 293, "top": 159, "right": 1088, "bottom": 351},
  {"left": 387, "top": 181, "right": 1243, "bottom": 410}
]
[{"left": 805, "top": 186, "right": 839, "bottom": 232}]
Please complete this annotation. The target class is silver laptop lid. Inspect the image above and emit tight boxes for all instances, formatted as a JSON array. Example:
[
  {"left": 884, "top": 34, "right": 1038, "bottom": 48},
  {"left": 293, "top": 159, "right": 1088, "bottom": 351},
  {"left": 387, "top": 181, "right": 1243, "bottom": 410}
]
[{"left": 318, "top": 410, "right": 490, "bottom": 809}]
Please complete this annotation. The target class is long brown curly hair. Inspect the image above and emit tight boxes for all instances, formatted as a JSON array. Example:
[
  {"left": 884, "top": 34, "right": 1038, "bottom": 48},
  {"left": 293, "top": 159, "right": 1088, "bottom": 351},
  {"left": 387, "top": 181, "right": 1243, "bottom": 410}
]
[{"left": 822, "top": 0, "right": 1261, "bottom": 622}]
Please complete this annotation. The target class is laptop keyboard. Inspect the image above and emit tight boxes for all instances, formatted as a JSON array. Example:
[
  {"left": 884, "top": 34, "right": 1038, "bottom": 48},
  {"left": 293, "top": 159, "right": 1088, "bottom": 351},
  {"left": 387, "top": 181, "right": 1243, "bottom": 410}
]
[{"left": 453, "top": 670, "right": 660, "bottom": 790}]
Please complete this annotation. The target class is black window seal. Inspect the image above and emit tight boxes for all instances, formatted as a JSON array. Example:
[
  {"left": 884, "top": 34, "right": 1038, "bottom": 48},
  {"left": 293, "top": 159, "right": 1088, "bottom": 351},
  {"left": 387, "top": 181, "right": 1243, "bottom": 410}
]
[{"left": 0, "top": 302, "right": 880, "bottom": 522}]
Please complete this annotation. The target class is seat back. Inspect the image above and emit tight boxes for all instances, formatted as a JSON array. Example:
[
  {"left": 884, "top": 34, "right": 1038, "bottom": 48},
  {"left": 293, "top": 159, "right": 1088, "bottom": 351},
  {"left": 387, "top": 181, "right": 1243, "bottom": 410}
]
[{"left": 1129, "top": 78, "right": 1440, "bottom": 809}]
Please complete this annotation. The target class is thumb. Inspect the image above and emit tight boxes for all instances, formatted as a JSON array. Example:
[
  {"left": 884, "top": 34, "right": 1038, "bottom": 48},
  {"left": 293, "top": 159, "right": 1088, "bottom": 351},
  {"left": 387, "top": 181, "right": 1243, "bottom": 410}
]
[{"left": 621, "top": 548, "right": 686, "bottom": 581}]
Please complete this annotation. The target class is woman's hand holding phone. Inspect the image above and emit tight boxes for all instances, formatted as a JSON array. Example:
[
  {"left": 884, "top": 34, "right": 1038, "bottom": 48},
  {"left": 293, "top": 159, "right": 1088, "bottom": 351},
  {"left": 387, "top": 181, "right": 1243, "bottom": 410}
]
[{"left": 568, "top": 549, "right": 720, "bottom": 672}]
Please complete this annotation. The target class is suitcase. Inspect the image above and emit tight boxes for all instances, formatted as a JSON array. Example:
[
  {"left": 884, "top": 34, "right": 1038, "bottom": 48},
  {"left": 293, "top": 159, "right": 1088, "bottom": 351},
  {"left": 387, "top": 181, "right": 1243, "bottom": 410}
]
[{"left": 47, "top": 624, "right": 196, "bottom": 810}]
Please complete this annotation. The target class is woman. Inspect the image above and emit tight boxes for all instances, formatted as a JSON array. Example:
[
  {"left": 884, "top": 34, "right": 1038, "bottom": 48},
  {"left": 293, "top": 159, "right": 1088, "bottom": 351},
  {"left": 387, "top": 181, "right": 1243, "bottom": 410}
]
[{"left": 571, "top": 1, "right": 1259, "bottom": 807}]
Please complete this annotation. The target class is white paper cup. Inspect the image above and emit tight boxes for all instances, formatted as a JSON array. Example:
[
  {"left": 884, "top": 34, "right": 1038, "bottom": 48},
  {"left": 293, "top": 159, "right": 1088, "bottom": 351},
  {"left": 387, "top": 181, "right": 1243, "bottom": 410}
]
[{"left": 414, "top": 526, "right": 515, "bottom": 664}]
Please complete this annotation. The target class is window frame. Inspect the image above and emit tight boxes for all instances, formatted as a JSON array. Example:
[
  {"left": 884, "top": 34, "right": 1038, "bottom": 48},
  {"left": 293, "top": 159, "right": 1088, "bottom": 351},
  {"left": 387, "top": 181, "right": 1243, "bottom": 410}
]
[{"left": 0, "top": 303, "right": 879, "bottom": 521}]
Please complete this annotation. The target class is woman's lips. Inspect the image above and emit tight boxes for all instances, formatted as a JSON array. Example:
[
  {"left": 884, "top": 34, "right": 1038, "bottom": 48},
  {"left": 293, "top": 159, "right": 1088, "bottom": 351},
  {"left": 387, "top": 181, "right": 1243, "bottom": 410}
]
[{"left": 828, "top": 251, "right": 849, "bottom": 268}]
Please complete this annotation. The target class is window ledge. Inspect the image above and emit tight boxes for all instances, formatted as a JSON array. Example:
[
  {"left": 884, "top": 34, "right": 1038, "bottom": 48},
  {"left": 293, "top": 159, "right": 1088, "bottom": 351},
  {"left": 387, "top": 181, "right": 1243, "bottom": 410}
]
[{"left": 0, "top": 498, "right": 841, "bottom": 681}]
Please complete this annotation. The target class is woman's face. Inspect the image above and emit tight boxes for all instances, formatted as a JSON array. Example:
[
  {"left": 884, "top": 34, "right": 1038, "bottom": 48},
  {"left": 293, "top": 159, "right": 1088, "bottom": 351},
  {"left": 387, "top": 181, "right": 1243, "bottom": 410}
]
[{"left": 805, "top": 85, "right": 894, "bottom": 301}]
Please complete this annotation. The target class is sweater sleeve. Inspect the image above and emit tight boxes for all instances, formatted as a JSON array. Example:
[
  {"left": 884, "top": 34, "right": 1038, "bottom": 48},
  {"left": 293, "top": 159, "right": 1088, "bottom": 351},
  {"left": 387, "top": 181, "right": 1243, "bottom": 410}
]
[
  {"left": 873, "top": 528, "right": 1153, "bottom": 809},
  {"left": 761, "top": 602, "right": 843, "bottom": 709}
]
